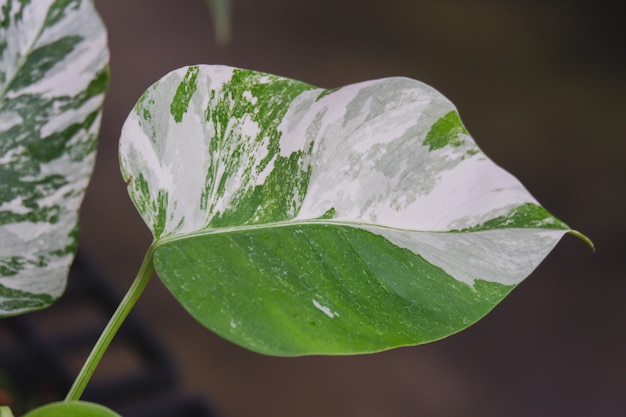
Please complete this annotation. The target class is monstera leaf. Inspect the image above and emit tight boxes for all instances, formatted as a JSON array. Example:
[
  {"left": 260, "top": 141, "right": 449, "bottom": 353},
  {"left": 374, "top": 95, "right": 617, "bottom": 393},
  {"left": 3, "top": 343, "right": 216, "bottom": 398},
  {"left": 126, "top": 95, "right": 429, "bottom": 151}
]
[
  {"left": 0, "top": 0, "right": 109, "bottom": 316},
  {"left": 120, "top": 65, "right": 589, "bottom": 356}
]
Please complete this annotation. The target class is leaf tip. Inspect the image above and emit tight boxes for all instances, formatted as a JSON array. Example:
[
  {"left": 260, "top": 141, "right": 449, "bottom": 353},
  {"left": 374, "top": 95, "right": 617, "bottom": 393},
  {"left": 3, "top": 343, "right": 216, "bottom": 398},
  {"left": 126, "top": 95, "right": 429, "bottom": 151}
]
[{"left": 568, "top": 230, "right": 595, "bottom": 252}]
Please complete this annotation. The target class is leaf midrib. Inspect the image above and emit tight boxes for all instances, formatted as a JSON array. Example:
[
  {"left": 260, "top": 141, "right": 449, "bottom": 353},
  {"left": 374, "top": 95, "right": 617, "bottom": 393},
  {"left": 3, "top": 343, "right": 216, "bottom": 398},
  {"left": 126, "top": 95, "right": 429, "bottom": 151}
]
[{"left": 151, "top": 218, "right": 571, "bottom": 250}]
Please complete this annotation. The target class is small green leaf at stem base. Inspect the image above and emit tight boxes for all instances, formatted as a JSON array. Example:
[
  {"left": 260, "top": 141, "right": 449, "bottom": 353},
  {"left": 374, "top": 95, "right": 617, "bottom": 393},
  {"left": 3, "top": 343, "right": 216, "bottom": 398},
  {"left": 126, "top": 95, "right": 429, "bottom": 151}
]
[
  {"left": 0, "top": 406, "right": 15, "bottom": 417},
  {"left": 21, "top": 401, "right": 120, "bottom": 417}
]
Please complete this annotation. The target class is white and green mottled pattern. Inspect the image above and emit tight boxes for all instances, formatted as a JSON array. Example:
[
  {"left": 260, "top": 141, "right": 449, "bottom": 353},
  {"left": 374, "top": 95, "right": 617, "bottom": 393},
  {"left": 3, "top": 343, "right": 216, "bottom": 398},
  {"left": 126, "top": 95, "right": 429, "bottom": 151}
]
[
  {"left": 120, "top": 65, "right": 588, "bottom": 355},
  {"left": 0, "top": 0, "right": 109, "bottom": 316}
]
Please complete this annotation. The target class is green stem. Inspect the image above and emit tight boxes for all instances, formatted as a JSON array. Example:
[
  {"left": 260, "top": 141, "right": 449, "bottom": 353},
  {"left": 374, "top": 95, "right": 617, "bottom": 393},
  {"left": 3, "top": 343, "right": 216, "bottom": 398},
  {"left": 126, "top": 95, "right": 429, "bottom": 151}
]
[{"left": 64, "top": 244, "right": 156, "bottom": 401}]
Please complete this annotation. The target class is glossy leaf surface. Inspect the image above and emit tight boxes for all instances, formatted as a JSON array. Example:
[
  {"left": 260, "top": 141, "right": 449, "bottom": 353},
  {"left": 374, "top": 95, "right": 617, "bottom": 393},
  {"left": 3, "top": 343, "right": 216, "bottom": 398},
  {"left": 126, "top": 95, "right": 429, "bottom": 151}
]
[
  {"left": 0, "top": 0, "right": 109, "bottom": 316},
  {"left": 120, "top": 65, "right": 582, "bottom": 355}
]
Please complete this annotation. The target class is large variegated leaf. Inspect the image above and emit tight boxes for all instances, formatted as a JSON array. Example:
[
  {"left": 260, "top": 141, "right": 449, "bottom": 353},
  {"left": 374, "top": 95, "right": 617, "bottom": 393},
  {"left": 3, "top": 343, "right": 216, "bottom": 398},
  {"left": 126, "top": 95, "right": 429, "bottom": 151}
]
[
  {"left": 0, "top": 0, "right": 109, "bottom": 316},
  {"left": 120, "top": 65, "right": 586, "bottom": 355}
]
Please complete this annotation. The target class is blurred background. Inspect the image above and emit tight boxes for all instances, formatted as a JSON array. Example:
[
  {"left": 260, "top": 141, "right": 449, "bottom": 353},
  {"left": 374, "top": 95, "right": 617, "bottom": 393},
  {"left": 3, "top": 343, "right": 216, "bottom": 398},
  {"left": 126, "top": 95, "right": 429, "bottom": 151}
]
[{"left": 68, "top": 0, "right": 625, "bottom": 415}]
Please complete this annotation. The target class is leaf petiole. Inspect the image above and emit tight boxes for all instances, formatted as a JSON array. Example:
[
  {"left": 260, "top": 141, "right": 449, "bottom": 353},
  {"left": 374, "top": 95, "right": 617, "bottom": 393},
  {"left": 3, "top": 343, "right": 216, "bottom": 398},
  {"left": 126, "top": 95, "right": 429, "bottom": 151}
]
[{"left": 64, "top": 244, "right": 156, "bottom": 401}]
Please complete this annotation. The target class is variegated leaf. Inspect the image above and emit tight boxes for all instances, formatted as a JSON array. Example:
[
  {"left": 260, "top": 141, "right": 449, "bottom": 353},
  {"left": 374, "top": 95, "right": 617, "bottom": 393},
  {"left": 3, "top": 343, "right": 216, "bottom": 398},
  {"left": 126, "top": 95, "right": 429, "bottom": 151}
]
[
  {"left": 120, "top": 65, "right": 588, "bottom": 355},
  {"left": 0, "top": 0, "right": 109, "bottom": 316}
]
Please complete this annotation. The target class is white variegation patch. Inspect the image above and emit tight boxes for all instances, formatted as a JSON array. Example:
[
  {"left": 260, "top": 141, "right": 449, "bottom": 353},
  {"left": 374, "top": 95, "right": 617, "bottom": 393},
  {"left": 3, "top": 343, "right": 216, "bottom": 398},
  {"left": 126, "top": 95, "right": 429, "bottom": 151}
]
[
  {"left": 361, "top": 227, "right": 566, "bottom": 286},
  {"left": 280, "top": 79, "right": 530, "bottom": 232},
  {"left": 313, "top": 299, "right": 339, "bottom": 319}
]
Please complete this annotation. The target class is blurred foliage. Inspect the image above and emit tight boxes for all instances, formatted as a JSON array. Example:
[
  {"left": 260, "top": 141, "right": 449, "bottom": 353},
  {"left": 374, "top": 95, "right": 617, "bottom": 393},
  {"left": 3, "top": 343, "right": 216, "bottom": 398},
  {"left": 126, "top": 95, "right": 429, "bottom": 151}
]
[{"left": 204, "top": 0, "right": 232, "bottom": 45}]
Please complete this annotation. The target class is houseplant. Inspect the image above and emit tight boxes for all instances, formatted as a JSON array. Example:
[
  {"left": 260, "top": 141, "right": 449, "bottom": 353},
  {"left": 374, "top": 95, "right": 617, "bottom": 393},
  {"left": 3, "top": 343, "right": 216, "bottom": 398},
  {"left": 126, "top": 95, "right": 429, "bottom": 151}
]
[{"left": 0, "top": 1, "right": 592, "bottom": 416}]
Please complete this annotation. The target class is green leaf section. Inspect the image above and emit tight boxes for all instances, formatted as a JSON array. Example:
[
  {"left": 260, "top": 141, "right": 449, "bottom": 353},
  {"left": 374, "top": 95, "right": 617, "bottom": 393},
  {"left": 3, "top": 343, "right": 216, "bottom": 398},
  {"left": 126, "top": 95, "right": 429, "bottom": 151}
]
[
  {"left": 423, "top": 110, "right": 469, "bottom": 151},
  {"left": 129, "top": 173, "right": 168, "bottom": 239},
  {"left": 7, "top": 35, "right": 83, "bottom": 93},
  {"left": 0, "top": 281, "right": 55, "bottom": 312},
  {"left": 154, "top": 224, "right": 512, "bottom": 356},
  {"left": 203, "top": 69, "right": 317, "bottom": 228},
  {"left": 462, "top": 203, "right": 570, "bottom": 231},
  {"left": 170, "top": 65, "right": 199, "bottom": 123}
]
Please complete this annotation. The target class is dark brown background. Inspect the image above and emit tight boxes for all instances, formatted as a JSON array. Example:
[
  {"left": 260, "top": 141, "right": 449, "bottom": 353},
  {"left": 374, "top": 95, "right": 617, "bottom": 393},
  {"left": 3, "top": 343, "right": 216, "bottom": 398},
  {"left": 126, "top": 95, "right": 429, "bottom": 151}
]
[{"left": 79, "top": 1, "right": 625, "bottom": 416}]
